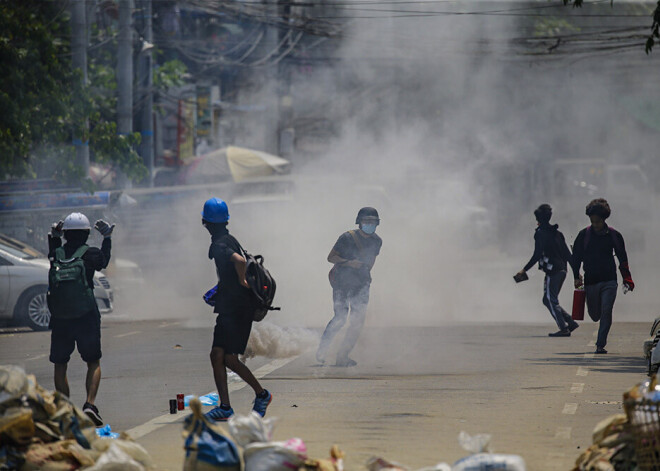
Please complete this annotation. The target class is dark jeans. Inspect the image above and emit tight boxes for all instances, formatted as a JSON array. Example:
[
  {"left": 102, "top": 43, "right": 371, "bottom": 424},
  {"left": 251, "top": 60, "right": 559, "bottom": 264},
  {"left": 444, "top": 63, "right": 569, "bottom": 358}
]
[
  {"left": 586, "top": 280, "right": 617, "bottom": 349},
  {"left": 542, "top": 270, "right": 577, "bottom": 331},
  {"left": 317, "top": 284, "right": 370, "bottom": 362}
]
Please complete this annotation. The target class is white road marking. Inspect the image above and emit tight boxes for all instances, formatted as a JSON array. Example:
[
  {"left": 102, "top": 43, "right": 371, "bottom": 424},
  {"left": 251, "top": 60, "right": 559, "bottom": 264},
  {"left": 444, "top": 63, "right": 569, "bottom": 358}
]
[
  {"left": 562, "top": 403, "right": 578, "bottom": 415},
  {"left": 576, "top": 366, "right": 589, "bottom": 376},
  {"left": 587, "top": 340, "right": 596, "bottom": 347},
  {"left": 583, "top": 353, "right": 595, "bottom": 360},
  {"left": 25, "top": 353, "right": 48, "bottom": 362},
  {"left": 555, "top": 427, "right": 572, "bottom": 439},
  {"left": 126, "top": 356, "right": 297, "bottom": 440},
  {"left": 114, "top": 331, "right": 141, "bottom": 338},
  {"left": 570, "top": 383, "right": 584, "bottom": 394},
  {"left": 158, "top": 321, "right": 181, "bottom": 328}
]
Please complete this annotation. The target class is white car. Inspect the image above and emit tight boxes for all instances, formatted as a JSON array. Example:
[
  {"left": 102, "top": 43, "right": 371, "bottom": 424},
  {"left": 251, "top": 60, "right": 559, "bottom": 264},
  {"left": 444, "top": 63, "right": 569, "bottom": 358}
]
[{"left": 0, "top": 234, "right": 113, "bottom": 331}]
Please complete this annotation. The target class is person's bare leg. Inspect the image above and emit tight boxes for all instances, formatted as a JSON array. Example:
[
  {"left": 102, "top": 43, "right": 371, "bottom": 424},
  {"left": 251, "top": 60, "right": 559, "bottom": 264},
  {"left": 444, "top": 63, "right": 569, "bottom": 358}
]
[
  {"left": 54, "top": 363, "right": 70, "bottom": 397},
  {"left": 224, "top": 354, "right": 264, "bottom": 395},
  {"left": 210, "top": 347, "right": 230, "bottom": 405},
  {"left": 85, "top": 361, "right": 101, "bottom": 404}
]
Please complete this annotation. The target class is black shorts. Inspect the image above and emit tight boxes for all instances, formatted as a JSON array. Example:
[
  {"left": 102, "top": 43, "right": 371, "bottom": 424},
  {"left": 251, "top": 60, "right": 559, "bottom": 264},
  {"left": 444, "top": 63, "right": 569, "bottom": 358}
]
[
  {"left": 49, "top": 311, "right": 102, "bottom": 364},
  {"left": 212, "top": 307, "right": 253, "bottom": 354}
]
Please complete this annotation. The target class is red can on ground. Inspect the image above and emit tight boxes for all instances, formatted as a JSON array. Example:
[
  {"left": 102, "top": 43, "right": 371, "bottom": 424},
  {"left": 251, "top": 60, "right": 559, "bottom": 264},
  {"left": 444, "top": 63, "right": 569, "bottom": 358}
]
[{"left": 177, "top": 394, "right": 185, "bottom": 411}]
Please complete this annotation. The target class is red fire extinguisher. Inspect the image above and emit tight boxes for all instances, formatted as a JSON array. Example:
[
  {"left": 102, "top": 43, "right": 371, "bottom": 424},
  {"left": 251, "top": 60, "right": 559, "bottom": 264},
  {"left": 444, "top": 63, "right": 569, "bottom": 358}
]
[{"left": 572, "top": 288, "right": 585, "bottom": 321}]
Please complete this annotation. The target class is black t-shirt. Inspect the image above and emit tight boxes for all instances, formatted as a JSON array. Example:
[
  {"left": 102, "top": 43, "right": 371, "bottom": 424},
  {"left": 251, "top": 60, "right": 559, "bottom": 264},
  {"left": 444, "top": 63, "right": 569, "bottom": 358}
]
[
  {"left": 209, "top": 229, "right": 252, "bottom": 312},
  {"left": 331, "top": 230, "right": 382, "bottom": 288}
]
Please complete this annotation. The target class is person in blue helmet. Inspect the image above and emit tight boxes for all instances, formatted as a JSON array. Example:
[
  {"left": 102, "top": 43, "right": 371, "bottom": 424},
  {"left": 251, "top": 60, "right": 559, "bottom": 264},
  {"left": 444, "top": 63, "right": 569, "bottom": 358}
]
[
  {"left": 201, "top": 197, "right": 272, "bottom": 421},
  {"left": 317, "top": 207, "right": 382, "bottom": 367}
]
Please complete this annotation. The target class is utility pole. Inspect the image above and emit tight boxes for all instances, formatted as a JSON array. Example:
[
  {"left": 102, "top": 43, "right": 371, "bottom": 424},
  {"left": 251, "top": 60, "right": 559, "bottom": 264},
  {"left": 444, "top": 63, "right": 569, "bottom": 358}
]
[
  {"left": 71, "top": 0, "right": 89, "bottom": 177},
  {"left": 117, "top": 0, "right": 133, "bottom": 187},
  {"left": 138, "top": 0, "right": 154, "bottom": 186},
  {"left": 262, "top": 0, "right": 280, "bottom": 154}
]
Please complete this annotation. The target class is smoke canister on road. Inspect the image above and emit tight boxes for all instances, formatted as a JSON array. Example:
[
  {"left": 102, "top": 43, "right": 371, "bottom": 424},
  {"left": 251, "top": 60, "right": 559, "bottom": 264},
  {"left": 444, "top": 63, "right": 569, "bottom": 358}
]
[
  {"left": 177, "top": 394, "right": 185, "bottom": 411},
  {"left": 169, "top": 399, "right": 177, "bottom": 414}
]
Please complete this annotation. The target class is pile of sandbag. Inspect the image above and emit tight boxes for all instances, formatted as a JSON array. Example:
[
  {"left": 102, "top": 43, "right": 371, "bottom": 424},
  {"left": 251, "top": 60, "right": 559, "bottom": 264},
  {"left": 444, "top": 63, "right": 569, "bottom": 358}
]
[
  {"left": 183, "top": 397, "right": 344, "bottom": 471},
  {"left": 0, "top": 364, "right": 154, "bottom": 470},
  {"left": 572, "top": 414, "right": 634, "bottom": 471},
  {"left": 365, "top": 431, "right": 526, "bottom": 471},
  {"left": 183, "top": 398, "right": 526, "bottom": 471}
]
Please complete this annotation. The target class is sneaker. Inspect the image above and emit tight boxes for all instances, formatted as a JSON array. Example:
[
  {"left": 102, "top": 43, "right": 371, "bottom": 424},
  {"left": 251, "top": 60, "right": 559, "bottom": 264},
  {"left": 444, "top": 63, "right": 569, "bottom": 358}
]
[
  {"left": 569, "top": 323, "right": 580, "bottom": 333},
  {"left": 548, "top": 330, "right": 571, "bottom": 337},
  {"left": 205, "top": 406, "right": 234, "bottom": 422},
  {"left": 595, "top": 348, "right": 608, "bottom": 354},
  {"left": 253, "top": 390, "right": 272, "bottom": 417},
  {"left": 82, "top": 402, "right": 104, "bottom": 426},
  {"left": 336, "top": 357, "right": 357, "bottom": 367}
]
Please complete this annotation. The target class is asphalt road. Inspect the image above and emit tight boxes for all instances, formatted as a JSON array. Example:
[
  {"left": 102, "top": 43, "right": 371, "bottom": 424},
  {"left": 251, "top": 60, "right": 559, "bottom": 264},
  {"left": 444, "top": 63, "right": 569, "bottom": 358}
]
[{"left": 0, "top": 317, "right": 650, "bottom": 470}]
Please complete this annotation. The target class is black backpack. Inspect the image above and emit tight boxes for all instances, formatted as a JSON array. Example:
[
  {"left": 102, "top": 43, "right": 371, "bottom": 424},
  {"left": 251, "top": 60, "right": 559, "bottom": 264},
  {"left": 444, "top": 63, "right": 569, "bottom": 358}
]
[
  {"left": 240, "top": 248, "right": 280, "bottom": 322},
  {"left": 47, "top": 245, "right": 97, "bottom": 319}
]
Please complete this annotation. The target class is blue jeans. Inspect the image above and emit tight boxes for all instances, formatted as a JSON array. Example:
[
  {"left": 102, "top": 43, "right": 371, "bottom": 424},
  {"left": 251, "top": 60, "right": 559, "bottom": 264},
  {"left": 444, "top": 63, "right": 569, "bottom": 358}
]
[
  {"left": 585, "top": 280, "right": 617, "bottom": 349},
  {"left": 542, "top": 271, "right": 577, "bottom": 331},
  {"left": 317, "top": 284, "right": 370, "bottom": 362}
]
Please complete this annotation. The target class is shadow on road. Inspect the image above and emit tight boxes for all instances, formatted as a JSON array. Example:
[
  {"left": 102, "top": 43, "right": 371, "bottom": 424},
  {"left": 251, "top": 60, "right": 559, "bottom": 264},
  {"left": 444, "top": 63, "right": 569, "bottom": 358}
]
[{"left": 528, "top": 353, "right": 646, "bottom": 375}]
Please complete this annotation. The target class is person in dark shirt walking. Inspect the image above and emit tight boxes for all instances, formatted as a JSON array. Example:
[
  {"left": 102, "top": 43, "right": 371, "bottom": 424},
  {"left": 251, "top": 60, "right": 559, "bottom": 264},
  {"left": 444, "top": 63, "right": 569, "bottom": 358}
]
[
  {"left": 572, "top": 198, "right": 634, "bottom": 354},
  {"left": 516, "top": 204, "right": 579, "bottom": 337},
  {"left": 48, "top": 212, "right": 114, "bottom": 426},
  {"left": 317, "top": 207, "right": 382, "bottom": 367},
  {"left": 201, "top": 198, "right": 272, "bottom": 421}
]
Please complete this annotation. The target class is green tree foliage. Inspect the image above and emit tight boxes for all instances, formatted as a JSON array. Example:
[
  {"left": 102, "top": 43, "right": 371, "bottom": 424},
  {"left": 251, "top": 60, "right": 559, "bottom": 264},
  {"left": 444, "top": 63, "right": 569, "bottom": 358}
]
[
  {"left": 0, "top": 1, "right": 74, "bottom": 179},
  {"left": 0, "top": 0, "right": 147, "bottom": 188}
]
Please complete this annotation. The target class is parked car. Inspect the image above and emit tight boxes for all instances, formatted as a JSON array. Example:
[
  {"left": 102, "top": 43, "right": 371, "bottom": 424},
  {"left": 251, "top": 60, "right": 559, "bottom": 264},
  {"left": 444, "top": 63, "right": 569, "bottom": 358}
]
[{"left": 0, "top": 234, "right": 113, "bottom": 331}]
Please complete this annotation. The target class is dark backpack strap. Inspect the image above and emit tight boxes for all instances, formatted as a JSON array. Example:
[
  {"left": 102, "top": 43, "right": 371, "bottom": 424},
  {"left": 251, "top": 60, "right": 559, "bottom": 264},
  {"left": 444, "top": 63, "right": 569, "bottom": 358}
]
[
  {"left": 71, "top": 245, "right": 89, "bottom": 260},
  {"left": 55, "top": 246, "right": 65, "bottom": 262},
  {"left": 348, "top": 230, "right": 364, "bottom": 251}
]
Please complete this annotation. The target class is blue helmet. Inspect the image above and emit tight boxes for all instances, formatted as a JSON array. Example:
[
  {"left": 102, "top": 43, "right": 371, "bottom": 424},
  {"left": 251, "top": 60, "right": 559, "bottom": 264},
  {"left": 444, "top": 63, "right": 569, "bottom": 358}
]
[{"left": 202, "top": 197, "right": 230, "bottom": 223}]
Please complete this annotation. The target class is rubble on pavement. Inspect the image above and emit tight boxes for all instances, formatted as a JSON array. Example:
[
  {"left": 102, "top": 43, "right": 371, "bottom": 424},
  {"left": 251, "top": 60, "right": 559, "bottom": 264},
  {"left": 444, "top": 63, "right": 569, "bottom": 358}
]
[{"left": 0, "top": 364, "right": 154, "bottom": 470}]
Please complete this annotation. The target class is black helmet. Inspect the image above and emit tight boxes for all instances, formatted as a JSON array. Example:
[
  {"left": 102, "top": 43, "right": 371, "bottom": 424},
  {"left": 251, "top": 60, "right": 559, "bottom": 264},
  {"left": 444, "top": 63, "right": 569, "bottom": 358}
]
[{"left": 356, "top": 207, "right": 380, "bottom": 225}]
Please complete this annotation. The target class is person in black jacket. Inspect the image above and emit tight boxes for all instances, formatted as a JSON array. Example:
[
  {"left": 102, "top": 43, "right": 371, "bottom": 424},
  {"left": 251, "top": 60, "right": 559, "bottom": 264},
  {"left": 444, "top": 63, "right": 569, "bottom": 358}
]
[
  {"left": 516, "top": 204, "right": 579, "bottom": 337},
  {"left": 572, "top": 198, "right": 634, "bottom": 354},
  {"left": 48, "top": 212, "right": 114, "bottom": 426}
]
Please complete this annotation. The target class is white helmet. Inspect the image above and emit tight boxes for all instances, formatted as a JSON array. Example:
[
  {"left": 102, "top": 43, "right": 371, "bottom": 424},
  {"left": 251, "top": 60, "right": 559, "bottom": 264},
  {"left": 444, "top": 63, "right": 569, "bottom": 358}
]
[{"left": 62, "top": 212, "right": 91, "bottom": 231}]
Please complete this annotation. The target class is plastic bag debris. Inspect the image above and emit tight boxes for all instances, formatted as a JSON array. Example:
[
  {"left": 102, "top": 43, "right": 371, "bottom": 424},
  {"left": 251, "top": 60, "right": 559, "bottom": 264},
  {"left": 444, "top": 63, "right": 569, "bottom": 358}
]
[
  {"left": 244, "top": 437, "right": 307, "bottom": 471},
  {"left": 96, "top": 424, "right": 121, "bottom": 439},
  {"left": 366, "top": 456, "right": 451, "bottom": 471},
  {"left": 185, "top": 392, "right": 219, "bottom": 407},
  {"left": 457, "top": 431, "right": 492, "bottom": 454},
  {"left": 303, "top": 445, "right": 345, "bottom": 471},
  {"left": 366, "top": 456, "right": 408, "bottom": 470},
  {"left": 452, "top": 453, "right": 526, "bottom": 471},
  {"left": 0, "top": 407, "right": 35, "bottom": 445},
  {"left": 92, "top": 438, "right": 153, "bottom": 468},
  {"left": 22, "top": 439, "right": 96, "bottom": 470},
  {"left": 228, "top": 411, "right": 276, "bottom": 447},
  {"left": 183, "top": 397, "right": 241, "bottom": 471},
  {"left": 86, "top": 442, "right": 145, "bottom": 471},
  {"left": 453, "top": 432, "right": 526, "bottom": 471}
]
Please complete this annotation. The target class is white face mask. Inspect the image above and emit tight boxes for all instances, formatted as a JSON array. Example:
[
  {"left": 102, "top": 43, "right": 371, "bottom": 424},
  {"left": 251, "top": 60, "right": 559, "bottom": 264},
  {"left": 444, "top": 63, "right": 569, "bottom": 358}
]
[{"left": 361, "top": 224, "right": 377, "bottom": 235}]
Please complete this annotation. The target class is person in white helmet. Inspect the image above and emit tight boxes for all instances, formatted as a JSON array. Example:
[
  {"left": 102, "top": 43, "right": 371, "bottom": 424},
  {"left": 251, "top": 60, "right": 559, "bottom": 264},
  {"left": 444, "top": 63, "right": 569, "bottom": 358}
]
[{"left": 47, "top": 212, "right": 114, "bottom": 426}]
